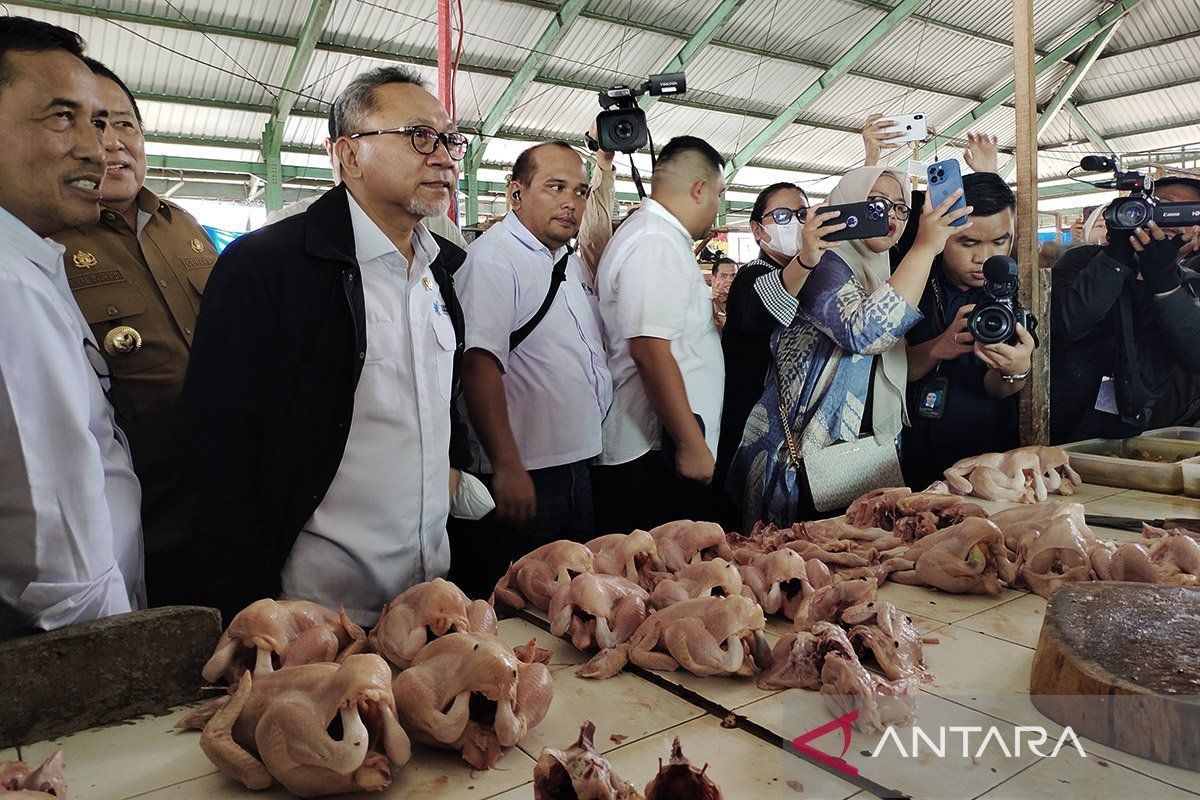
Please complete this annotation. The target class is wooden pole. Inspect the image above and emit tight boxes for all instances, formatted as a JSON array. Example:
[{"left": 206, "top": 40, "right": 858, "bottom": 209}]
[{"left": 1013, "top": 0, "right": 1049, "bottom": 445}]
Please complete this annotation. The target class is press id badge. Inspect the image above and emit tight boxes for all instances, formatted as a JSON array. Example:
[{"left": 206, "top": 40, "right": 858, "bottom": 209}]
[
  {"left": 915, "top": 376, "right": 950, "bottom": 420},
  {"left": 1094, "top": 376, "right": 1120, "bottom": 415}
]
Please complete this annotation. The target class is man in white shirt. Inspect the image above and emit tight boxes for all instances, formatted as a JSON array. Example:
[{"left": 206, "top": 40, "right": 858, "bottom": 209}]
[
  {"left": 180, "top": 67, "right": 471, "bottom": 625},
  {"left": 0, "top": 17, "right": 145, "bottom": 635},
  {"left": 592, "top": 137, "right": 727, "bottom": 534},
  {"left": 457, "top": 142, "right": 612, "bottom": 586}
]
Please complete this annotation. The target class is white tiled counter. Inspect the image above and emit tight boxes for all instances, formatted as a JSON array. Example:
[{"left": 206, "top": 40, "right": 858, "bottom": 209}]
[{"left": 14, "top": 487, "right": 1200, "bottom": 800}]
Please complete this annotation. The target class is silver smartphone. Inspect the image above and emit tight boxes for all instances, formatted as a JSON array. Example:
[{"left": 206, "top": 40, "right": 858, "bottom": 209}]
[{"left": 882, "top": 113, "right": 927, "bottom": 144}]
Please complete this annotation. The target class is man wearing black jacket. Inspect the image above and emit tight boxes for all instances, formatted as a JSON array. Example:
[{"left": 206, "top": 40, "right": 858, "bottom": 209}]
[
  {"left": 179, "top": 67, "right": 471, "bottom": 624},
  {"left": 1050, "top": 177, "right": 1200, "bottom": 444}
]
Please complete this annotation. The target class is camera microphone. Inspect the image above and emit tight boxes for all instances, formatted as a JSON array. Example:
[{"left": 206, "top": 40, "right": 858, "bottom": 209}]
[
  {"left": 1080, "top": 155, "right": 1116, "bottom": 172},
  {"left": 982, "top": 254, "right": 1017, "bottom": 285}
]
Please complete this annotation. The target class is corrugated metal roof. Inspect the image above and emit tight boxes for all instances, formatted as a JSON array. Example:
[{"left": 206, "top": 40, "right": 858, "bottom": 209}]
[
  {"left": 855, "top": 21, "right": 1012, "bottom": 98},
  {"left": 9, "top": 0, "right": 1195, "bottom": 199},
  {"left": 719, "top": 0, "right": 888, "bottom": 66},
  {"left": 681, "top": 47, "right": 825, "bottom": 116},
  {"left": 1074, "top": 36, "right": 1200, "bottom": 103}
]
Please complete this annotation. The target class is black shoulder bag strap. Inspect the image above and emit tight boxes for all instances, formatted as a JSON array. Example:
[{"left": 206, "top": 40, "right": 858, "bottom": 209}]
[
  {"left": 509, "top": 248, "right": 571, "bottom": 352},
  {"left": 1115, "top": 288, "right": 1149, "bottom": 427}
]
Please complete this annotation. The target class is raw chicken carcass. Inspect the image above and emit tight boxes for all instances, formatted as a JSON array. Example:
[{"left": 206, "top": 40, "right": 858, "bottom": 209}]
[
  {"left": 392, "top": 633, "right": 553, "bottom": 769},
  {"left": 203, "top": 599, "right": 365, "bottom": 684},
  {"left": 191, "top": 654, "right": 411, "bottom": 798},
  {"left": 643, "top": 738, "right": 723, "bottom": 800},
  {"left": 1108, "top": 536, "right": 1200, "bottom": 586},
  {"left": 792, "top": 578, "right": 878, "bottom": 632},
  {"left": 361, "top": 578, "right": 497, "bottom": 669},
  {"left": 893, "top": 518, "right": 1017, "bottom": 595},
  {"left": 533, "top": 722, "right": 644, "bottom": 800},
  {"left": 494, "top": 540, "right": 595, "bottom": 611},
  {"left": 943, "top": 450, "right": 1044, "bottom": 502},
  {"left": 1015, "top": 446, "right": 1082, "bottom": 496},
  {"left": 623, "top": 595, "right": 771, "bottom": 678},
  {"left": 990, "top": 503, "right": 1094, "bottom": 598},
  {"left": 756, "top": 622, "right": 855, "bottom": 691},
  {"left": 649, "top": 558, "right": 746, "bottom": 609},
  {"left": 820, "top": 654, "right": 920, "bottom": 734},
  {"left": 648, "top": 520, "right": 727, "bottom": 572},
  {"left": 737, "top": 549, "right": 811, "bottom": 620},
  {"left": 548, "top": 572, "right": 649, "bottom": 653},
  {"left": 846, "top": 602, "right": 930, "bottom": 682},
  {"left": 1, "top": 750, "right": 66, "bottom": 799},
  {"left": 587, "top": 531, "right": 663, "bottom": 588}
]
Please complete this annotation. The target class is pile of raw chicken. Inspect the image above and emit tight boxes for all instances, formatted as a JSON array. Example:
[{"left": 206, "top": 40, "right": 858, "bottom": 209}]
[{"left": 177, "top": 447, "right": 1200, "bottom": 797}]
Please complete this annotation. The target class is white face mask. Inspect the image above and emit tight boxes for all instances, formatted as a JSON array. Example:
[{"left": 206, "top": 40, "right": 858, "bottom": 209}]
[{"left": 761, "top": 220, "right": 800, "bottom": 258}]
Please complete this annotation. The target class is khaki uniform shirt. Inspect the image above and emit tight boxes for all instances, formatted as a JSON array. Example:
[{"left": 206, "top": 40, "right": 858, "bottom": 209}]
[{"left": 54, "top": 188, "right": 217, "bottom": 554}]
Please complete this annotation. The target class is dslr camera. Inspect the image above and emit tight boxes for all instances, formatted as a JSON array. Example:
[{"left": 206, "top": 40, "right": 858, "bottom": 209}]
[
  {"left": 594, "top": 72, "right": 686, "bottom": 153},
  {"left": 967, "top": 255, "right": 1039, "bottom": 346},
  {"left": 1077, "top": 155, "right": 1200, "bottom": 230}
]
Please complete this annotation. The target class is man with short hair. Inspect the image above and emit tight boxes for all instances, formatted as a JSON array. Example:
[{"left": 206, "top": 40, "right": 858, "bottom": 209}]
[
  {"left": 53, "top": 58, "right": 218, "bottom": 606},
  {"left": 456, "top": 142, "right": 611, "bottom": 584},
  {"left": 180, "top": 66, "right": 471, "bottom": 624},
  {"left": 0, "top": 17, "right": 145, "bottom": 634},
  {"left": 1051, "top": 176, "right": 1200, "bottom": 442},
  {"left": 902, "top": 173, "right": 1035, "bottom": 487},
  {"left": 591, "top": 136, "right": 726, "bottom": 532},
  {"left": 710, "top": 256, "right": 737, "bottom": 334}
]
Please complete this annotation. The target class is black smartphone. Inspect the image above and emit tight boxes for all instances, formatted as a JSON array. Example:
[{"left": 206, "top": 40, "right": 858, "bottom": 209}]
[{"left": 820, "top": 199, "right": 891, "bottom": 242}]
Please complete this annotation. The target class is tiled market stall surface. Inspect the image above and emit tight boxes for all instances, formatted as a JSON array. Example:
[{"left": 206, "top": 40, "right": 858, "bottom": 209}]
[{"left": 16, "top": 488, "right": 1200, "bottom": 800}]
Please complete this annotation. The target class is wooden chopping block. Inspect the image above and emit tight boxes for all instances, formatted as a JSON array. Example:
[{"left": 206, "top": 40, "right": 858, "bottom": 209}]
[{"left": 1030, "top": 582, "right": 1200, "bottom": 771}]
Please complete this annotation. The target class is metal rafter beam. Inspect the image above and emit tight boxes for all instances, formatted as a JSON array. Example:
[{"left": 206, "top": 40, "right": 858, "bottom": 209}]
[
  {"left": 15, "top": 0, "right": 975, "bottom": 146},
  {"left": 466, "top": 0, "right": 589, "bottom": 171},
  {"left": 724, "top": 0, "right": 924, "bottom": 179},
  {"left": 1063, "top": 101, "right": 1115, "bottom": 156},
  {"left": 1001, "top": 22, "right": 1122, "bottom": 179},
  {"left": 262, "top": 0, "right": 333, "bottom": 211},
  {"left": 1076, "top": 75, "right": 1200, "bottom": 106},
  {"left": 917, "top": 0, "right": 1149, "bottom": 160},
  {"left": 639, "top": 0, "right": 749, "bottom": 111}
]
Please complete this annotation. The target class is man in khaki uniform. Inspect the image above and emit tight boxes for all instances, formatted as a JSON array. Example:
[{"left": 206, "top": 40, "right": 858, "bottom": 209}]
[{"left": 54, "top": 59, "right": 216, "bottom": 605}]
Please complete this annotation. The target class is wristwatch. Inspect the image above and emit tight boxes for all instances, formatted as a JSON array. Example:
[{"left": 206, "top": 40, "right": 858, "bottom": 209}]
[{"left": 1000, "top": 370, "right": 1030, "bottom": 384}]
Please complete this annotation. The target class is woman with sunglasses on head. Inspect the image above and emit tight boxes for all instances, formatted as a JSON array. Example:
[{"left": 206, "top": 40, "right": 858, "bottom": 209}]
[
  {"left": 712, "top": 182, "right": 844, "bottom": 526},
  {"left": 728, "top": 167, "right": 970, "bottom": 529}
]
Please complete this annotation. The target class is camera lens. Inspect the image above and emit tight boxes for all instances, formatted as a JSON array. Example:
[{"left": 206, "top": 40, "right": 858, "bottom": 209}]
[
  {"left": 1114, "top": 199, "right": 1150, "bottom": 228},
  {"left": 968, "top": 305, "right": 1015, "bottom": 345},
  {"left": 614, "top": 119, "right": 634, "bottom": 142}
]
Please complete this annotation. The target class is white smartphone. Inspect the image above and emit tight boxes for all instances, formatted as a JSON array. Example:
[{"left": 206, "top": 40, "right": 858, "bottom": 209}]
[{"left": 882, "top": 113, "right": 927, "bottom": 144}]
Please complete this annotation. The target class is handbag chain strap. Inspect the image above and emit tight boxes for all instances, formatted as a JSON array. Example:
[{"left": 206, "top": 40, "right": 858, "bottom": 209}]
[{"left": 770, "top": 359, "right": 816, "bottom": 469}]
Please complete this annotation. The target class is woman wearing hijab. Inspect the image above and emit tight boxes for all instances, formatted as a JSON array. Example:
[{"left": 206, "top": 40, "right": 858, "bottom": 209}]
[
  {"left": 713, "top": 182, "right": 844, "bottom": 525},
  {"left": 728, "top": 166, "right": 970, "bottom": 528}
]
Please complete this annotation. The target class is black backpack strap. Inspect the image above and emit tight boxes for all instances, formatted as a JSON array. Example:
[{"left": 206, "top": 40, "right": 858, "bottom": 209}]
[{"left": 509, "top": 248, "right": 571, "bottom": 352}]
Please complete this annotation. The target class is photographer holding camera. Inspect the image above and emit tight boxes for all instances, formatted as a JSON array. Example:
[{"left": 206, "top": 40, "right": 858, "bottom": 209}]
[
  {"left": 902, "top": 173, "right": 1035, "bottom": 488},
  {"left": 1050, "top": 173, "right": 1200, "bottom": 443}
]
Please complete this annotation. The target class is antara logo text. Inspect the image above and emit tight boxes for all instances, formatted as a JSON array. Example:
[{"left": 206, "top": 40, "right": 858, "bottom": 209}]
[{"left": 792, "top": 711, "right": 1087, "bottom": 779}]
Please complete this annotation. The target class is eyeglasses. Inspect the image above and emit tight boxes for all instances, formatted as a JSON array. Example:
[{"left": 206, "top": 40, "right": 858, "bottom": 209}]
[
  {"left": 347, "top": 125, "right": 469, "bottom": 161},
  {"left": 765, "top": 207, "right": 809, "bottom": 225},
  {"left": 868, "top": 195, "right": 911, "bottom": 221}
]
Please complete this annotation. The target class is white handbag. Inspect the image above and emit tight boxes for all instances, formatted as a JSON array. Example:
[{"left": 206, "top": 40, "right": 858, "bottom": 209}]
[{"left": 772, "top": 361, "right": 903, "bottom": 513}]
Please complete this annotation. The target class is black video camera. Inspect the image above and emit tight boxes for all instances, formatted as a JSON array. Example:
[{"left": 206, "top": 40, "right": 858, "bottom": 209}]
[
  {"left": 1077, "top": 155, "right": 1200, "bottom": 230},
  {"left": 594, "top": 72, "right": 686, "bottom": 153},
  {"left": 967, "top": 255, "right": 1039, "bottom": 346}
]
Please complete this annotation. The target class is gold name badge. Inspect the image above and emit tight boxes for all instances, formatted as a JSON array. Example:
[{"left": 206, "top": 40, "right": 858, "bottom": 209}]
[
  {"left": 73, "top": 251, "right": 97, "bottom": 269},
  {"left": 103, "top": 325, "right": 143, "bottom": 356},
  {"left": 190, "top": 238, "right": 205, "bottom": 253}
]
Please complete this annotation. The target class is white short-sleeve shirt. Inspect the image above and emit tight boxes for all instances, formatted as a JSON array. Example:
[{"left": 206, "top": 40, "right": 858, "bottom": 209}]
[
  {"left": 458, "top": 212, "right": 612, "bottom": 472},
  {"left": 595, "top": 198, "right": 724, "bottom": 466}
]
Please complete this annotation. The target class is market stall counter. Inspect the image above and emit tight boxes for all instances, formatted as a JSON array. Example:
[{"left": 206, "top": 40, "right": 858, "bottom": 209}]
[{"left": 7, "top": 484, "right": 1200, "bottom": 800}]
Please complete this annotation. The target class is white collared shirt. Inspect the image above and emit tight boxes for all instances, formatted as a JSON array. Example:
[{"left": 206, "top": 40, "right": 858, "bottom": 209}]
[
  {"left": 0, "top": 206, "right": 144, "bottom": 633},
  {"left": 457, "top": 212, "right": 612, "bottom": 472},
  {"left": 281, "top": 194, "right": 454, "bottom": 625},
  {"left": 595, "top": 198, "right": 724, "bottom": 466}
]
